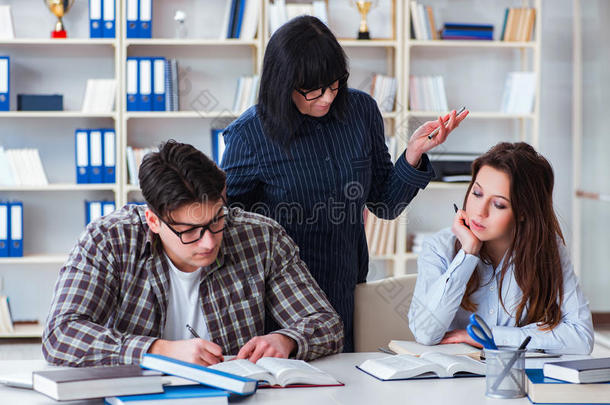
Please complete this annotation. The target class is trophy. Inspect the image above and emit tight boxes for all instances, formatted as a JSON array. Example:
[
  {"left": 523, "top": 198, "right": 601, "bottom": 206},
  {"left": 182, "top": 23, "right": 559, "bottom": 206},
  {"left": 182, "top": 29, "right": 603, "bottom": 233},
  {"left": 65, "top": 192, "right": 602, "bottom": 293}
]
[
  {"left": 350, "top": 0, "right": 378, "bottom": 39},
  {"left": 44, "top": 0, "right": 75, "bottom": 38}
]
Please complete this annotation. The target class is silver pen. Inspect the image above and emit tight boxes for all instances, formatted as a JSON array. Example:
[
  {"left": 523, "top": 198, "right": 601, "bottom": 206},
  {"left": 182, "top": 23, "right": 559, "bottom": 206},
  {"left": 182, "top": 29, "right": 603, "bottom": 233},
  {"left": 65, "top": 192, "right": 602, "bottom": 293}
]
[{"left": 427, "top": 106, "right": 467, "bottom": 140}]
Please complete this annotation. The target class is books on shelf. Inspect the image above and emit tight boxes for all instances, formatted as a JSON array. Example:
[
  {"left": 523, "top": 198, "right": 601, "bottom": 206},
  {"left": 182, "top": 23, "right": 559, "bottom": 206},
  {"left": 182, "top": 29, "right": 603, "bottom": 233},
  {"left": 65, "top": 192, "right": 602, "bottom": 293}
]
[
  {"left": 388, "top": 340, "right": 481, "bottom": 359},
  {"left": 220, "top": 0, "right": 261, "bottom": 40},
  {"left": 208, "top": 358, "right": 342, "bottom": 388},
  {"left": 409, "top": 1, "right": 438, "bottom": 40},
  {"left": 441, "top": 23, "right": 494, "bottom": 41},
  {"left": 126, "top": 0, "right": 152, "bottom": 39},
  {"left": 126, "top": 146, "right": 156, "bottom": 186},
  {"left": 0, "top": 296, "right": 14, "bottom": 333},
  {"left": 501, "top": 8, "right": 536, "bottom": 42},
  {"left": 526, "top": 368, "right": 610, "bottom": 404},
  {"left": 105, "top": 385, "right": 230, "bottom": 405},
  {"left": 408, "top": 75, "right": 448, "bottom": 112},
  {"left": 357, "top": 352, "right": 485, "bottom": 380},
  {"left": 82, "top": 79, "right": 117, "bottom": 113},
  {"left": 0, "top": 56, "right": 9, "bottom": 111},
  {"left": 267, "top": 0, "right": 328, "bottom": 36},
  {"left": 85, "top": 200, "right": 116, "bottom": 225},
  {"left": 0, "top": 6, "right": 15, "bottom": 40},
  {"left": 140, "top": 353, "right": 258, "bottom": 396},
  {"left": 543, "top": 358, "right": 610, "bottom": 384},
  {"left": 0, "top": 201, "right": 22, "bottom": 257},
  {"left": 0, "top": 147, "right": 48, "bottom": 187},
  {"left": 75, "top": 128, "right": 116, "bottom": 184},
  {"left": 32, "top": 365, "right": 164, "bottom": 402},
  {"left": 500, "top": 72, "right": 536, "bottom": 114},
  {"left": 232, "top": 75, "right": 259, "bottom": 114},
  {"left": 370, "top": 74, "right": 397, "bottom": 113}
]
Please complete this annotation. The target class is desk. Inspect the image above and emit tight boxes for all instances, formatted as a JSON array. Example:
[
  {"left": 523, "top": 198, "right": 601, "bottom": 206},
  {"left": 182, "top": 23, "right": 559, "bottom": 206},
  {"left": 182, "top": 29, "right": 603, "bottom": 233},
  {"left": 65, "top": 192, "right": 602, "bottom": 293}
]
[{"left": 0, "top": 353, "right": 545, "bottom": 404}]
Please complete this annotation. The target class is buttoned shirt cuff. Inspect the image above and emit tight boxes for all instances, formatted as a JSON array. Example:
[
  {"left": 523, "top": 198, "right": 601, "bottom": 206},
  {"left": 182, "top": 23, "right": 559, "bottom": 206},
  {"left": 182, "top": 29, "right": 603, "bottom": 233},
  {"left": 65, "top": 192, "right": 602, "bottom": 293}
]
[
  {"left": 395, "top": 151, "right": 435, "bottom": 189},
  {"left": 273, "top": 329, "right": 309, "bottom": 360},
  {"left": 122, "top": 335, "right": 159, "bottom": 365},
  {"left": 491, "top": 326, "right": 524, "bottom": 348}
]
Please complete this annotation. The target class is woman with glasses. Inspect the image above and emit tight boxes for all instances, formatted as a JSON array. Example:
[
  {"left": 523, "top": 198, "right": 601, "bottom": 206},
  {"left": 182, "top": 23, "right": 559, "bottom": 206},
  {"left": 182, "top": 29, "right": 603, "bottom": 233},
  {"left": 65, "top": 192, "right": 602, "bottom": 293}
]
[{"left": 221, "top": 16, "right": 468, "bottom": 352}]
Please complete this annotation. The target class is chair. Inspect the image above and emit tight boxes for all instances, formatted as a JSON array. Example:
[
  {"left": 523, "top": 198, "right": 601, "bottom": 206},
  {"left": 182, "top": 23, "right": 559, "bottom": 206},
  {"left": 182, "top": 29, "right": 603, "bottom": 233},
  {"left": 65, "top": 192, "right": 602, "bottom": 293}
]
[{"left": 353, "top": 274, "right": 417, "bottom": 352}]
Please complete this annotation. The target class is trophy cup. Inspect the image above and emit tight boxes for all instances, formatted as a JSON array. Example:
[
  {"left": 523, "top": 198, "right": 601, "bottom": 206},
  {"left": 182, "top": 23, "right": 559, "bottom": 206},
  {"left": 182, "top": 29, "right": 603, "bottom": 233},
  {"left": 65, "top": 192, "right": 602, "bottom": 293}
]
[
  {"left": 350, "top": 0, "right": 378, "bottom": 39},
  {"left": 44, "top": 0, "right": 75, "bottom": 38}
]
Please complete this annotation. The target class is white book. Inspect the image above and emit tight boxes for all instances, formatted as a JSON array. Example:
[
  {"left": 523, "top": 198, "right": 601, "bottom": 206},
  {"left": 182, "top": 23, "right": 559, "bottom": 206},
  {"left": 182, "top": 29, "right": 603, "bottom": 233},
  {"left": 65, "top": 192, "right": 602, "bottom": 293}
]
[
  {"left": 0, "top": 6, "right": 15, "bottom": 39},
  {"left": 388, "top": 340, "right": 481, "bottom": 358},
  {"left": 240, "top": 0, "right": 261, "bottom": 41},
  {"left": 437, "top": 76, "right": 448, "bottom": 112},
  {"left": 218, "top": 0, "right": 233, "bottom": 40},
  {"left": 17, "top": 150, "right": 35, "bottom": 186},
  {"left": 0, "top": 147, "right": 16, "bottom": 186},
  {"left": 30, "top": 149, "right": 49, "bottom": 185},
  {"left": 209, "top": 358, "right": 340, "bottom": 387},
  {"left": 358, "top": 352, "right": 485, "bottom": 380},
  {"left": 410, "top": 2, "right": 423, "bottom": 40},
  {"left": 5, "top": 150, "right": 21, "bottom": 186},
  {"left": 500, "top": 74, "right": 513, "bottom": 113},
  {"left": 82, "top": 79, "right": 116, "bottom": 113},
  {"left": 418, "top": 3, "right": 430, "bottom": 40}
]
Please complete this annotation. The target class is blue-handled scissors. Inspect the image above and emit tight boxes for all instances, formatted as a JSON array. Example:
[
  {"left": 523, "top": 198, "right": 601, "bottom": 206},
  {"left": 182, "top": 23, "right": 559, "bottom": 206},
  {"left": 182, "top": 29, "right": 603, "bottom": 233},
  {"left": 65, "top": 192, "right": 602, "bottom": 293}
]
[{"left": 467, "top": 313, "right": 498, "bottom": 350}]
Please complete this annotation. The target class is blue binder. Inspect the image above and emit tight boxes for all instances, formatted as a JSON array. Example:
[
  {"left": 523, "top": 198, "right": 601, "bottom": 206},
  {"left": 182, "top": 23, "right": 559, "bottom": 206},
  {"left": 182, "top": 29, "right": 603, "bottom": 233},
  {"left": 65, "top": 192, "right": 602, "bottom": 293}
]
[
  {"left": 138, "top": 58, "right": 153, "bottom": 111},
  {"left": 85, "top": 200, "right": 103, "bottom": 225},
  {"left": 89, "top": 129, "right": 104, "bottom": 183},
  {"left": 102, "top": 201, "right": 116, "bottom": 217},
  {"left": 8, "top": 201, "right": 23, "bottom": 257},
  {"left": 152, "top": 57, "right": 166, "bottom": 111},
  {"left": 75, "top": 129, "right": 90, "bottom": 184},
  {"left": 139, "top": 0, "right": 152, "bottom": 38},
  {"left": 102, "top": 129, "right": 116, "bottom": 183},
  {"left": 227, "top": 0, "right": 240, "bottom": 38},
  {"left": 0, "top": 56, "right": 9, "bottom": 111},
  {"left": 211, "top": 129, "right": 226, "bottom": 166},
  {"left": 126, "top": 0, "right": 139, "bottom": 38},
  {"left": 233, "top": 0, "right": 247, "bottom": 39},
  {"left": 102, "top": 0, "right": 116, "bottom": 38},
  {"left": 0, "top": 202, "right": 8, "bottom": 257},
  {"left": 126, "top": 57, "right": 139, "bottom": 111},
  {"left": 89, "top": 0, "right": 103, "bottom": 38}
]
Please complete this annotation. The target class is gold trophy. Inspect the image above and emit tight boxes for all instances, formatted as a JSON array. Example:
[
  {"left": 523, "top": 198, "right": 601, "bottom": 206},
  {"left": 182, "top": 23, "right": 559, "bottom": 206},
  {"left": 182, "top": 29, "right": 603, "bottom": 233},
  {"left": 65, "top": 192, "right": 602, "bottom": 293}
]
[
  {"left": 350, "top": 0, "right": 378, "bottom": 39},
  {"left": 44, "top": 0, "right": 75, "bottom": 38}
]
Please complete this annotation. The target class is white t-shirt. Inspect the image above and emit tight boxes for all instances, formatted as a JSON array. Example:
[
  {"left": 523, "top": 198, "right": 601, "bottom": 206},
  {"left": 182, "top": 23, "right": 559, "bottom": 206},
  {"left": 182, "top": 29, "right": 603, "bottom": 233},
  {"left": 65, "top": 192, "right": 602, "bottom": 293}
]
[{"left": 161, "top": 254, "right": 210, "bottom": 341}]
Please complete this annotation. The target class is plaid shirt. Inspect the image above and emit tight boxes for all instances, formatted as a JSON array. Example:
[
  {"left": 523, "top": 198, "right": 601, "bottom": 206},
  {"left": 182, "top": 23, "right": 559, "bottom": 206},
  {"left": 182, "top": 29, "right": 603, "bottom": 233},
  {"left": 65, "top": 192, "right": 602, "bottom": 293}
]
[{"left": 42, "top": 205, "right": 343, "bottom": 366}]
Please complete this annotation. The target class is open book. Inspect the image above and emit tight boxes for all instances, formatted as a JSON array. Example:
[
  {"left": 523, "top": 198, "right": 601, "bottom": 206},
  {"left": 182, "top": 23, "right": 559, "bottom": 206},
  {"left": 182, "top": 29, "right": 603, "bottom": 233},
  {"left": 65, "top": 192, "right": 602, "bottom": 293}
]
[
  {"left": 388, "top": 340, "right": 481, "bottom": 359},
  {"left": 357, "top": 352, "right": 485, "bottom": 381},
  {"left": 208, "top": 358, "right": 342, "bottom": 388}
]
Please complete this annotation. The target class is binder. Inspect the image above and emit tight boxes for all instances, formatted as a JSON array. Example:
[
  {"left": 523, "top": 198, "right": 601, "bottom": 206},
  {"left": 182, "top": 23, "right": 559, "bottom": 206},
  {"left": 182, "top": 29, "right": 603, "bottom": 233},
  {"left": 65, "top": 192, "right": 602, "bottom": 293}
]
[
  {"left": 85, "top": 200, "right": 103, "bottom": 225},
  {"left": 0, "top": 56, "right": 8, "bottom": 111},
  {"left": 102, "top": 129, "right": 116, "bottom": 183},
  {"left": 126, "top": 0, "right": 139, "bottom": 38},
  {"left": 102, "top": 0, "right": 115, "bottom": 38},
  {"left": 89, "top": 130, "right": 104, "bottom": 183},
  {"left": 8, "top": 201, "right": 22, "bottom": 257},
  {"left": 233, "top": 0, "right": 247, "bottom": 39},
  {"left": 0, "top": 202, "right": 8, "bottom": 257},
  {"left": 102, "top": 201, "right": 116, "bottom": 217},
  {"left": 139, "top": 0, "right": 152, "bottom": 38},
  {"left": 152, "top": 57, "right": 166, "bottom": 111},
  {"left": 211, "top": 129, "right": 226, "bottom": 166},
  {"left": 126, "top": 57, "right": 139, "bottom": 111},
  {"left": 75, "top": 129, "right": 90, "bottom": 184},
  {"left": 227, "top": 0, "right": 240, "bottom": 38},
  {"left": 138, "top": 58, "right": 152, "bottom": 111},
  {"left": 89, "top": 0, "right": 103, "bottom": 38}
]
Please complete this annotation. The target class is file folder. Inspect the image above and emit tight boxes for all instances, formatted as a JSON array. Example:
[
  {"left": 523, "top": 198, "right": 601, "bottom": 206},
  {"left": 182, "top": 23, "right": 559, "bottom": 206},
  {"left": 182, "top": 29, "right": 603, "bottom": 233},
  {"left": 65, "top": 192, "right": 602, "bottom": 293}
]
[
  {"left": 86, "top": 201, "right": 103, "bottom": 225},
  {"left": 89, "top": 0, "right": 103, "bottom": 38},
  {"left": 102, "top": 201, "right": 116, "bottom": 217},
  {"left": 139, "top": 0, "right": 152, "bottom": 38},
  {"left": 0, "top": 56, "right": 8, "bottom": 111},
  {"left": 126, "top": 0, "right": 139, "bottom": 38},
  {"left": 138, "top": 58, "right": 152, "bottom": 111},
  {"left": 152, "top": 57, "right": 166, "bottom": 111},
  {"left": 102, "top": 129, "right": 116, "bottom": 183},
  {"left": 89, "top": 130, "right": 104, "bottom": 183},
  {"left": 126, "top": 57, "right": 139, "bottom": 111},
  {"left": 0, "top": 202, "right": 8, "bottom": 257},
  {"left": 102, "top": 0, "right": 115, "bottom": 38},
  {"left": 8, "top": 201, "right": 22, "bottom": 257},
  {"left": 75, "top": 129, "right": 90, "bottom": 184}
]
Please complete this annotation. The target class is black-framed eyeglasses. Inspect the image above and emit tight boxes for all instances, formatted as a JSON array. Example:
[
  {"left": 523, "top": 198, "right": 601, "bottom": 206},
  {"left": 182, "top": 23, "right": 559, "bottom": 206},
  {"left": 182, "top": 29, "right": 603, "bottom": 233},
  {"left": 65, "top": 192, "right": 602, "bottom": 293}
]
[
  {"left": 157, "top": 205, "right": 229, "bottom": 245},
  {"left": 295, "top": 73, "right": 349, "bottom": 101}
]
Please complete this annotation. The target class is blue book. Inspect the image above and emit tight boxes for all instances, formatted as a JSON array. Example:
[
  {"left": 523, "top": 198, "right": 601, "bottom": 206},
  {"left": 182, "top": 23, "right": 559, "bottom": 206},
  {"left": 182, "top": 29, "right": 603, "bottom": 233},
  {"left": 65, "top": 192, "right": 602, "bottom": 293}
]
[
  {"left": 0, "top": 56, "right": 9, "bottom": 111},
  {"left": 89, "top": 0, "right": 103, "bottom": 38},
  {"left": 102, "top": 129, "right": 116, "bottom": 183},
  {"left": 139, "top": 0, "right": 152, "bottom": 38},
  {"left": 88, "top": 129, "right": 104, "bottom": 183},
  {"left": 525, "top": 369, "right": 610, "bottom": 404},
  {"left": 126, "top": 0, "right": 139, "bottom": 38},
  {"left": 211, "top": 128, "right": 225, "bottom": 166},
  {"left": 75, "top": 129, "right": 90, "bottom": 184},
  {"left": 126, "top": 58, "right": 139, "bottom": 111},
  {"left": 102, "top": 0, "right": 116, "bottom": 38},
  {"left": 152, "top": 57, "right": 166, "bottom": 111},
  {"left": 140, "top": 354, "right": 257, "bottom": 395},
  {"left": 104, "top": 385, "right": 230, "bottom": 404},
  {"left": 8, "top": 201, "right": 23, "bottom": 257},
  {"left": 0, "top": 202, "right": 8, "bottom": 257},
  {"left": 442, "top": 30, "right": 493, "bottom": 39},
  {"left": 138, "top": 58, "right": 152, "bottom": 111},
  {"left": 232, "top": 0, "right": 247, "bottom": 38},
  {"left": 227, "top": 0, "right": 240, "bottom": 38},
  {"left": 500, "top": 8, "right": 509, "bottom": 40},
  {"left": 444, "top": 23, "right": 494, "bottom": 30}
]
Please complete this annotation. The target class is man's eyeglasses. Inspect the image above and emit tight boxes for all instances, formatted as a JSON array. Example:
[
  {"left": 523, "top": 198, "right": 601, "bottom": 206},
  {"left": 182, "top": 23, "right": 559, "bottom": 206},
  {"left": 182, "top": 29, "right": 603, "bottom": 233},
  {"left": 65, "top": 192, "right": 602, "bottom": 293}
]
[
  {"left": 158, "top": 205, "right": 229, "bottom": 245},
  {"left": 295, "top": 73, "right": 349, "bottom": 101}
]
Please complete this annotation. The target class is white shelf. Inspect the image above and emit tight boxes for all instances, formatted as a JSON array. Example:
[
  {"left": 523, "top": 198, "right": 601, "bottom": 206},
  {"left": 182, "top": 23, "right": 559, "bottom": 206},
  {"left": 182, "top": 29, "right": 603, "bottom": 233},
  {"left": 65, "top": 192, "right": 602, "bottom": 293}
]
[
  {"left": 409, "top": 40, "right": 536, "bottom": 49},
  {"left": 0, "top": 254, "right": 68, "bottom": 264},
  {"left": 0, "top": 184, "right": 118, "bottom": 192},
  {"left": 0, "top": 112, "right": 117, "bottom": 118},
  {"left": 0, "top": 323, "right": 43, "bottom": 338},
  {"left": 125, "top": 39, "right": 259, "bottom": 47},
  {"left": 408, "top": 111, "right": 535, "bottom": 120},
  {"left": 125, "top": 111, "right": 239, "bottom": 119},
  {"left": 0, "top": 38, "right": 116, "bottom": 46},
  {"left": 339, "top": 39, "right": 398, "bottom": 48},
  {"left": 125, "top": 185, "right": 141, "bottom": 193}
]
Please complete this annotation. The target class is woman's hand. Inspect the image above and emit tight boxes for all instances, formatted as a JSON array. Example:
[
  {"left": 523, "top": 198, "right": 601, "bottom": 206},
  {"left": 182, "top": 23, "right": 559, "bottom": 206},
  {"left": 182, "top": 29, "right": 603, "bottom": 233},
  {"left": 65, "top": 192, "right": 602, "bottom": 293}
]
[
  {"left": 451, "top": 208, "right": 482, "bottom": 256},
  {"left": 440, "top": 329, "right": 483, "bottom": 349},
  {"left": 405, "top": 109, "right": 469, "bottom": 167}
]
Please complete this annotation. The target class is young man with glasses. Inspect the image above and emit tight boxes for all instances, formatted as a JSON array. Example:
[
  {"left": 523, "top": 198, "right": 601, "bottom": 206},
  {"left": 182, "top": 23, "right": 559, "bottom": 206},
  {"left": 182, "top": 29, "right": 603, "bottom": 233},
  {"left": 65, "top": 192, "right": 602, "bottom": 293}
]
[{"left": 42, "top": 140, "right": 343, "bottom": 367}]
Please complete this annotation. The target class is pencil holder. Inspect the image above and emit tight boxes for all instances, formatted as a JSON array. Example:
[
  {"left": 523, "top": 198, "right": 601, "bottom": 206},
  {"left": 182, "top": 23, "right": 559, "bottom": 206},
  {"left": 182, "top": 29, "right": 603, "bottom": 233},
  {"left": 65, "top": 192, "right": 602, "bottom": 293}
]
[{"left": 484, "top": 348, "right": 526, "bottom": 399}]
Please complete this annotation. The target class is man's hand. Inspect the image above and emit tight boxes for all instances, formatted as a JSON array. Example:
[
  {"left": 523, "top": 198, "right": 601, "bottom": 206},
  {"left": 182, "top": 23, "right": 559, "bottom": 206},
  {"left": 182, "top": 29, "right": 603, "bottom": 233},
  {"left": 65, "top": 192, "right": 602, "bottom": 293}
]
[
  {"left": 440, "top": 329, "right": 483, "bottom": 349},
  {"left": 236, "top": 333, "right": 297, "bottom": 363},
  {"left": 148, "top": 338, "right": 224, "bottom": 366}
]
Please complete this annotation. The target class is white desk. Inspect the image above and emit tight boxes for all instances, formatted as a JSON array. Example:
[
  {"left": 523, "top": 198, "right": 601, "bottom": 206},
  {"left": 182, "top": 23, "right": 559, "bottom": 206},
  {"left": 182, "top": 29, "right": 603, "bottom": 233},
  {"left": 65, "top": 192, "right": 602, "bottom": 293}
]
[{"left": 0, "top": 353, "right": 543, "bottom": 404}]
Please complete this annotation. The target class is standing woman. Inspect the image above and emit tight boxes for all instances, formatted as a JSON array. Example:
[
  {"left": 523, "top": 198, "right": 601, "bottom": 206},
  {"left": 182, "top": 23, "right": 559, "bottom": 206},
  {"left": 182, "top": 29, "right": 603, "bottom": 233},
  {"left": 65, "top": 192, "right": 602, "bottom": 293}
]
[{"left": 222, "top": 16, "right": 468, "bottom": 352}]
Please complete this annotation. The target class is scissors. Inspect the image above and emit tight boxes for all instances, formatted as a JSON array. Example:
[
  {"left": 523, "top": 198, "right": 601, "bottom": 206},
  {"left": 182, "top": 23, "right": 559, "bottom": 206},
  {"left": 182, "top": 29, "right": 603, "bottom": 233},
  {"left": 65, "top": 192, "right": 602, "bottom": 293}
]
[{"left": 467, "top": 313, "right": 498, "bottom": 350}]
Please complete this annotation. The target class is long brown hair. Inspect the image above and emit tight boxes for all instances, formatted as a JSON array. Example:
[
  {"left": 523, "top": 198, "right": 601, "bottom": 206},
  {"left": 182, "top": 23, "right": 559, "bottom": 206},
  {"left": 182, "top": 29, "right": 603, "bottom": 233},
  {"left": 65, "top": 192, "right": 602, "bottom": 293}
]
[{"left": 458, "top": 142, "right": 564, "bottom": 330}]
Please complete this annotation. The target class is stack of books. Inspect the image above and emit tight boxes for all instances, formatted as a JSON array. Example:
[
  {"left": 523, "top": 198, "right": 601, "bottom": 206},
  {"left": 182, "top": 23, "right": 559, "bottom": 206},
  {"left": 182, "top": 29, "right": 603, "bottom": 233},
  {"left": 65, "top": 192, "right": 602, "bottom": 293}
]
[
  {"left": 220, "top": 0, "right": 261, "bottom": 40},
  {"left": 126, "top": 146, "right": 156, "bottom": 186},
  {"left": 126, "top": 58, "right": 178, "bottom": 112},
  {"left": 408, "top": 75, "right": 448, "bottom": 112},
  {"left": 441, "top": 23, "right": 493, "bottom": 41},
  {"left": 232, "top": 75, "right": 259, "bottom": 115},
  {"left": 370, "top": 74, "right": 398, "bottom": 113},
  {"left": 75, "top": 129, "right": 116, "bottom": 185},
  {"left": 0, "top": 201, "right": 23, "bottom": 257},
  {"left": 0, "top": 147, "right": 48, "bottom": 187},
  {"left": 500, "top": 8, "right": 536, "bottom": 42},
  {"left": 500, "top": 72, "right": 536, "bottom": 114},
  {"left": 409, "top": 1, "right": 438, "bottom": 40}
]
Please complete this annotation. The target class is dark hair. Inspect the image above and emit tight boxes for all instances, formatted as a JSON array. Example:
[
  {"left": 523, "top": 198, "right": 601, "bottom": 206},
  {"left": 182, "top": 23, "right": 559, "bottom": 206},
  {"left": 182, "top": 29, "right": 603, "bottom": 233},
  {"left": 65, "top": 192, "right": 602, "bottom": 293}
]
[
  {"left": 257, "top": 16, "right": 349, "bottom": 147},
  {"left": 139, "top": 140, "right": 226, "bottom": 221},
  {"left": 458, "top": 142, "right": 564, "bottom": 331}
]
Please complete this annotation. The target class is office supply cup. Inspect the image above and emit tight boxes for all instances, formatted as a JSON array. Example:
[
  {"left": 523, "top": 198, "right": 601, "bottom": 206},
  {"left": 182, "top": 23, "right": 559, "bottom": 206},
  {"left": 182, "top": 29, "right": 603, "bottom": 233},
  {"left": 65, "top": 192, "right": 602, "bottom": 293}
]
[
  {"left": 44, "top": 0, "right": 75, "bottom": 38},
  {"left": 349, "top": 0, "right": 378, "bottom": 39},
  {"left": 484, "top": 348, "right": 527, "bottom": 399}
]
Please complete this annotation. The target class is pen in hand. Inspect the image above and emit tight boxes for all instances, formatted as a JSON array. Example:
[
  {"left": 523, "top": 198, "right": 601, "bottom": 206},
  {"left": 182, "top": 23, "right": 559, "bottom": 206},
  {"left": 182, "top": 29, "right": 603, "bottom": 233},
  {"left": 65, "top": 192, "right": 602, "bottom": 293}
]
[
  {"left": 453, "top": 203, "right": 470, "bottom": 229},
  {"left": 186, "top": 324, "right": 200, "bottom": 339},
  {"left": 428, "top": 107, "right": 466, "bottom": 140}
]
